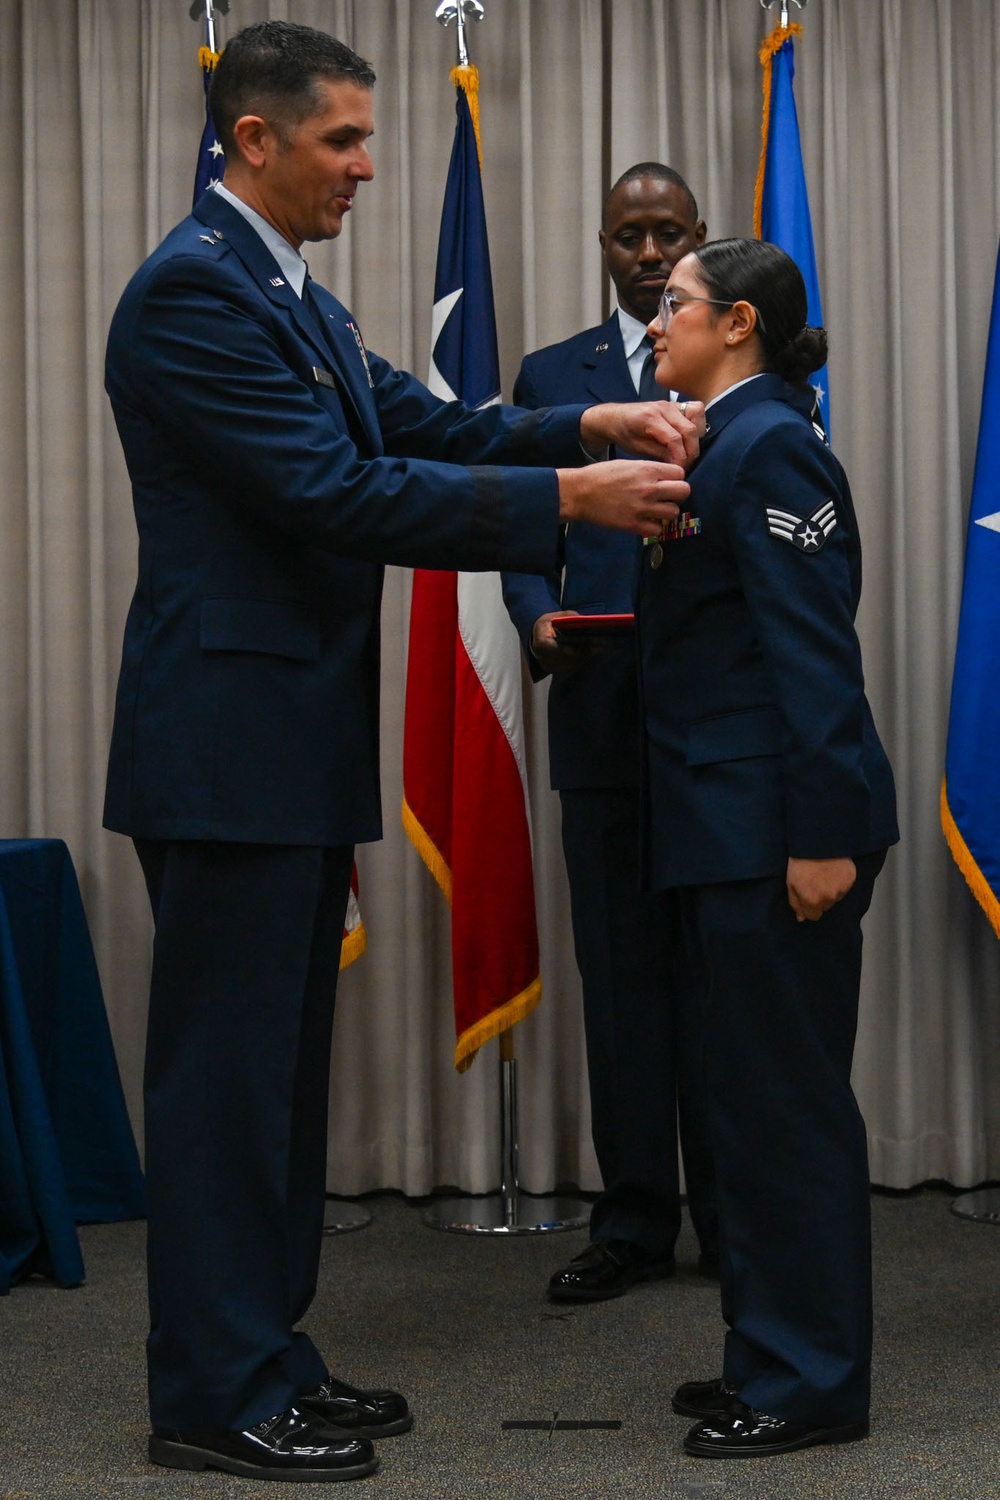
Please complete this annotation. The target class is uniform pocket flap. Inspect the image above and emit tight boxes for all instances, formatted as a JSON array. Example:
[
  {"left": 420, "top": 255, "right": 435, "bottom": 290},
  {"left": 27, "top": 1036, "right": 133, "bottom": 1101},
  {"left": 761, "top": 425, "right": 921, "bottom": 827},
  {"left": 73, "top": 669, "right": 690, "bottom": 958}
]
[
  {"left": 686, "top": 706, "right": 782, "bottom": 766},
  {"left": 199, "top": 597, "right": 321, "bottom": 661}
]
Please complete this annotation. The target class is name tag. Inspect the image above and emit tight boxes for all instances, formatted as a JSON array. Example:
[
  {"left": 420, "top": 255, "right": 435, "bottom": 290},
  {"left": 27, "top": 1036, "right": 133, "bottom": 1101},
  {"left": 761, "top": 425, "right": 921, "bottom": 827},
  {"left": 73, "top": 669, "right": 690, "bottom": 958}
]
[{"left": 312, "top": 367, "right": 336, "bottom": 390}]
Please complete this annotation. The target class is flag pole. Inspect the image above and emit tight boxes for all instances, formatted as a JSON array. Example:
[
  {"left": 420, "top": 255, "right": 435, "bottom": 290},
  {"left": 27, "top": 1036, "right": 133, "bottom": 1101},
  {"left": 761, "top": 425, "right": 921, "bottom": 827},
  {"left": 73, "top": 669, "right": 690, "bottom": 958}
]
[
  {"left": 188, "top": 0, "right": 228, "bottom": 51},
  {"left": 760, "top": 0, "right": 808, "bottom": 27},
  {"left": 419, "top": 2, "right": 587, "bottom": 1236}
]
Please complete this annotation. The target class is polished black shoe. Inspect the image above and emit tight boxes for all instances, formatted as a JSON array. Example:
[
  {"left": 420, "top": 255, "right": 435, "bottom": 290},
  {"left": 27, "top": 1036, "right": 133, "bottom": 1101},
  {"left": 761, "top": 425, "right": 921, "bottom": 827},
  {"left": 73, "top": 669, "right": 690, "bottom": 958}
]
[
  {"left": 547, "top": 1239, "right": 675, "bottom": 1302},
  {"left": 149, "top": 1406, "right": 378, "bottom": 1481},
  {"left": 299, "top": 1375, "right": 413, "bottom": 1437},
  {"left": 683, "top": 1399, "right": 869, "bottom": 1458},
  {"left": 671, "top": 1376, "right": 741, "bottom": 1418}
]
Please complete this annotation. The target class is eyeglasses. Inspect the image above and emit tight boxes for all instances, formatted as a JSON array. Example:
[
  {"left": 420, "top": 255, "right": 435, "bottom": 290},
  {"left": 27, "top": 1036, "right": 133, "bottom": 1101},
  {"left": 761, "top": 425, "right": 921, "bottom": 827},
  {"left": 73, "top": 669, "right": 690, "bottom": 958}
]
[
  {"left": 656, "top": 290, "right": 734, "bottom": 328},
  {"left": 656, "top": 290, "right": 767, "bottom": 337}
]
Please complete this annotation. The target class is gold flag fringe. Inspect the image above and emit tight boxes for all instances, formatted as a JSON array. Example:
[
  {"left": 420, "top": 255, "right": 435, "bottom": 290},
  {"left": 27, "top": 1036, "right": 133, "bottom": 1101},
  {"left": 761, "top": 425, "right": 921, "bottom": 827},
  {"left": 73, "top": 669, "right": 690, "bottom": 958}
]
[
  {"left": 339, "top": 922, "right": 368, "bottom": 971},
  {"left": 401, "top": 796, "right": 544, "bottom": 1069},
  {"left": 941, "top": 778, "right": 1000, "bottom": 939},
  {"left": 199, "top": 45, "right": 221, "bottom": 72},
  {"left": 754, "top": 22, "right": 803, "bottom": 239},
  {"left": 401, "top": 796, "right": 455, "bottom": 906},
  {"left": 455, "top": 974, "right": 542, "bottom": 1073},
  {"left": 450, "top": 64, "right": 483, "bottom": 167}
]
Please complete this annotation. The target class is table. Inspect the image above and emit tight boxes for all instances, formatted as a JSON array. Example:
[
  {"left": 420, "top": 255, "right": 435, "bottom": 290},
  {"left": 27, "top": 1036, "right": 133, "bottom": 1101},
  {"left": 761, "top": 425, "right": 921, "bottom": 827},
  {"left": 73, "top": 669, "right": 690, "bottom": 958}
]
[{"left": 0, "top": 840, "right": 145, "bottom": 1292}]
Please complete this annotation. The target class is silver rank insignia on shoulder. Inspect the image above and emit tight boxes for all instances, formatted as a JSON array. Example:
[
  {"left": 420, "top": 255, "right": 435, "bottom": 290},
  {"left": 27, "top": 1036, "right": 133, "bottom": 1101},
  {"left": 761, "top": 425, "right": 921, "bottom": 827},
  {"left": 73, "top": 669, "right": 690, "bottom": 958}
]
[
  {"left": 198, "top": 235, "right": 217, "bottom": 246},
  {"left": 766, "top": 499, "right": 837, "bottom": 552}
]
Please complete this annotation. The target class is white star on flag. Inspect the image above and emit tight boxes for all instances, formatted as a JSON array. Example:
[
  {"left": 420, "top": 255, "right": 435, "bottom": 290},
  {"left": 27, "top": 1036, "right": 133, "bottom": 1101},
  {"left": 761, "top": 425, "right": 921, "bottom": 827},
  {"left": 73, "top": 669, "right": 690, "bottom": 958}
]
[{"left": 427, "top": 289, "right": 464, "bottom": 401}]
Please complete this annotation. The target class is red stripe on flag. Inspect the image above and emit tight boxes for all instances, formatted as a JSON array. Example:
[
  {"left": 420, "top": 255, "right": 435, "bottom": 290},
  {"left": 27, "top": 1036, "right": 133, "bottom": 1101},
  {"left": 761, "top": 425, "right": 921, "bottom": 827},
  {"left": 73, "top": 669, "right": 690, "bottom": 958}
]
[
  {"left": 450, "top": 634, "right": 541, "bottom": 1067},
  {"left": 402, "top": 570, "right": 458, "bottom": 898},
  {"left": 403, "top": 571, "right": 541, "bottom": 1070}
]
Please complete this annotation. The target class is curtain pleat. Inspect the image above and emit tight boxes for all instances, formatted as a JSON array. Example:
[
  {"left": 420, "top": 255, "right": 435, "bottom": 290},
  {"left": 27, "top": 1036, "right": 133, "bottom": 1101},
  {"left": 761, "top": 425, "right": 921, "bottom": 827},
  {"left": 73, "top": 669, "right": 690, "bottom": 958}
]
[{"left": 4, "top": 0, "right": 1000, "bottom": 1194}]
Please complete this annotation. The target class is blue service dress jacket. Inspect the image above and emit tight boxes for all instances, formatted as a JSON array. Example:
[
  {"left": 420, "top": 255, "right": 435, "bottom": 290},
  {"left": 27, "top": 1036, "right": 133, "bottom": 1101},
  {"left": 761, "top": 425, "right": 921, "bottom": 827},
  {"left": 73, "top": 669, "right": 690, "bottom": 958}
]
[
  {"left": 500, "top": 316, "right": 719, "bottom": 1261},
  {"left": 501, "top": 314, "right": 643, "bottom": 789},
  {"left": 637, "top": 373, "right": 899, "bottom": 887},
  {"left": 103, "top": 191, "right": 590, "bottom": 847}
]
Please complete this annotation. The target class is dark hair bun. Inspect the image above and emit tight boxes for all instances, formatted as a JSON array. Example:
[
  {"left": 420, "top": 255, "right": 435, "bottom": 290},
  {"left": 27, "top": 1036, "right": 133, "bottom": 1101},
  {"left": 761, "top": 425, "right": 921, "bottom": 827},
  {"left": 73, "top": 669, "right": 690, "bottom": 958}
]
[{"left": 770, "top": 325, "right": 827, "bottom": 384}]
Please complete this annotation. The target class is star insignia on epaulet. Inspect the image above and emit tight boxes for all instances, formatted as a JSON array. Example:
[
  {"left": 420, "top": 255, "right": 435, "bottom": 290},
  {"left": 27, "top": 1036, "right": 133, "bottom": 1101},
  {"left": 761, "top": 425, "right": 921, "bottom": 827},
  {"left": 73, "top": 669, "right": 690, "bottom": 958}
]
[{"left": 765, "top": 499, "right": 837, "bottom": 552}]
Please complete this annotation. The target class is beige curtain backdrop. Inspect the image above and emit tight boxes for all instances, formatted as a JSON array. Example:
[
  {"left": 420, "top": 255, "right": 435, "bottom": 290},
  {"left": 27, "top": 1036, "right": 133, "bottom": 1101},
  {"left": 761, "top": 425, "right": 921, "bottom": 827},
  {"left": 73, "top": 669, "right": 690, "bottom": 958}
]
[{"left": 3, "top": 0, "right": 1000, "bottom": 1196}]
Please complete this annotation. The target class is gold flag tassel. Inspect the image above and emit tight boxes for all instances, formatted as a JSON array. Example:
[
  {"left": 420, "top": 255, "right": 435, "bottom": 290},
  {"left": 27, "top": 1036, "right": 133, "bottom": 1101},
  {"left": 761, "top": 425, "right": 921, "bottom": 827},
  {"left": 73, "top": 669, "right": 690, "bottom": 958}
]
[
  {"left": 198, "top": 45, "right": 221, "bottom": 73},
  {"left": 753, "top": 22, "right": 803, "bottom": 239},
  {"left": 450, "top": 63, "right": 483, "bottom": 167}
]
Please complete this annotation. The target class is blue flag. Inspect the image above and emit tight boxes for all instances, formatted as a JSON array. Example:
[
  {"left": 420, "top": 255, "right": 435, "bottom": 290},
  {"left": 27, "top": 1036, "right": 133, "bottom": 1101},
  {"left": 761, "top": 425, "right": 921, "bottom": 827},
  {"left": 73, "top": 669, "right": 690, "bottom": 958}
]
[
  {"left": 757, "top": 29, "right": 829, "bottom": 435},
  {"left": 942, "top": 243, "right": 1000, "bottom": 938},
  {"left": 426, "top": 85, "right": 500, "bottom": 408},
  {"left": 193, "top": 57, "right": 225, "bottom": 207}
]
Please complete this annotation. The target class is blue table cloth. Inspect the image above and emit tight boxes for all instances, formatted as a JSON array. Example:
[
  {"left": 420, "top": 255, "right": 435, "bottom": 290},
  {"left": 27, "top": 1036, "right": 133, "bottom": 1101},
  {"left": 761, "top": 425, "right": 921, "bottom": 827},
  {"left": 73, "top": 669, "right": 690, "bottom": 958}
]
[{"left": 0, "top": 839, "right": 145, "bottom": 1292}]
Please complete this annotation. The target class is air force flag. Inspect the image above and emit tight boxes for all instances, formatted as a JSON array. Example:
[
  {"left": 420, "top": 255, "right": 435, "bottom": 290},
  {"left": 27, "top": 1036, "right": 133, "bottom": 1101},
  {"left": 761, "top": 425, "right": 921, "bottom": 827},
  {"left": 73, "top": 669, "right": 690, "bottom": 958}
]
[
  {"left": 756, "top": 21, "right": 829, "bottom": 436},
  {"left": 942, "top": 241, "right": 1000, "bottom": 937}
]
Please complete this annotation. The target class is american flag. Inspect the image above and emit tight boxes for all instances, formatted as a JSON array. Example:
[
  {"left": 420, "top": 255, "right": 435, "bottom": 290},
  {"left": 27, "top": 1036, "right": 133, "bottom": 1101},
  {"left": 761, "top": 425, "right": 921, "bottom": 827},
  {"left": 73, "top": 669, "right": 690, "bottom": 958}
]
[{"left": 193, "top": 45, "right": 225, "bottom": 206}]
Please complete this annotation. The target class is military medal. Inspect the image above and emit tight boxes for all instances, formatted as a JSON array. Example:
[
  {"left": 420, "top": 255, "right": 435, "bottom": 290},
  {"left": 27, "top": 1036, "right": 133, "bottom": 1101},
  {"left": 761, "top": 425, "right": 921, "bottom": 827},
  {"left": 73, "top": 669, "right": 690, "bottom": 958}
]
[{"left": 645, "top": 510, "right": 701, "bottom": 569}]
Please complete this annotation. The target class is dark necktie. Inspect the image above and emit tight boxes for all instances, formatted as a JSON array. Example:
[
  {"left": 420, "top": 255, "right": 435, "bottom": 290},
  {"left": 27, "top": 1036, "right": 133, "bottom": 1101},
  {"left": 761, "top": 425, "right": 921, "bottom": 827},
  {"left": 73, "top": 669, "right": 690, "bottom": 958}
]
[
  {"left": 303, "top": 275, "right": 331, "bottom": 341},
  {"left": 638, "top": 333, "right": 659, "bottom": 402}
]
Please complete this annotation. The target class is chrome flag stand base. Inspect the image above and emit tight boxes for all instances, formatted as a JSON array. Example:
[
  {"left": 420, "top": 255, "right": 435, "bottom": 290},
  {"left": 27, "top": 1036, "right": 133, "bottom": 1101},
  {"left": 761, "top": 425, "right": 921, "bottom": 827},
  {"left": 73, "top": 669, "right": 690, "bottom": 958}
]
[
  {"left": 323, "top": 1199, "right": 373, "bottom": 1235},
  {"left": 951, "top": 1188, "right": 1000, "bottom": 1224},
  {"left": 424, "top": 1038, "right": 590, "bottom": 1236},
  {"left": 423, "top": 1189, "right": 589, "bottom": 1235}
]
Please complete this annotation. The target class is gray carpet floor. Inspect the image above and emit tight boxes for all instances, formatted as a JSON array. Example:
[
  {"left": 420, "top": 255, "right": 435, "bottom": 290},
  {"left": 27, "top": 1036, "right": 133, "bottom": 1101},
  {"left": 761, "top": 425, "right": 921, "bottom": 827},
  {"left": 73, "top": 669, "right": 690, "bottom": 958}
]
[{"left": 1, "top": 1187, "right": 998, "bottom": 1499}]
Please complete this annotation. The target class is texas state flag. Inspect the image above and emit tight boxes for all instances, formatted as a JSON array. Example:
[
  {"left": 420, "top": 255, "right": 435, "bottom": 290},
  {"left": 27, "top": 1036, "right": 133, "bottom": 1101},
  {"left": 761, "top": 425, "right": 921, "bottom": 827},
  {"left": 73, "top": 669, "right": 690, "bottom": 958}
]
[{"left": 402, "top": 68, "right": 542, "bottom": 1071}]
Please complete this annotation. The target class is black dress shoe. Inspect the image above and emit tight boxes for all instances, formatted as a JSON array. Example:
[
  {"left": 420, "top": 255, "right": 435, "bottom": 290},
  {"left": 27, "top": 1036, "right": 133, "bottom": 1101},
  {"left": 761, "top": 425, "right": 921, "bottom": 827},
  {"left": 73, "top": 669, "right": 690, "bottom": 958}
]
[
  {"left": 683, "top": 1399, "right": 870, "bottom": 1458},
  {"left": 671, "top": 1376, "right": 741, "bottom": 1417},
  {"left": 547, "top": 1239, "right": 675, "bottom": 1302},
  {"left": 299, "top": 1375, "right": 413, "bottom": 1437},
  {"left": 149, "top": 1406, "right": 378, "bottom": 1481}
]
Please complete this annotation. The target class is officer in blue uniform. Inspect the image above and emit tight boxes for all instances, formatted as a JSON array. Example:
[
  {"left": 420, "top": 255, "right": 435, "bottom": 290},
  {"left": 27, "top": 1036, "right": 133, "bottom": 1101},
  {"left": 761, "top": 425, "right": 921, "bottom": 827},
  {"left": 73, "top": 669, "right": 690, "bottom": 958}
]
[
  {"left": 637, "top": 238, "right": 898, "bottom": 1458},
  {"left": 503, "top": 165, "right": 718, "bottom": 1301},
  {"left": 102, "top": 24, "right": 699, "bottom": 1485}
]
